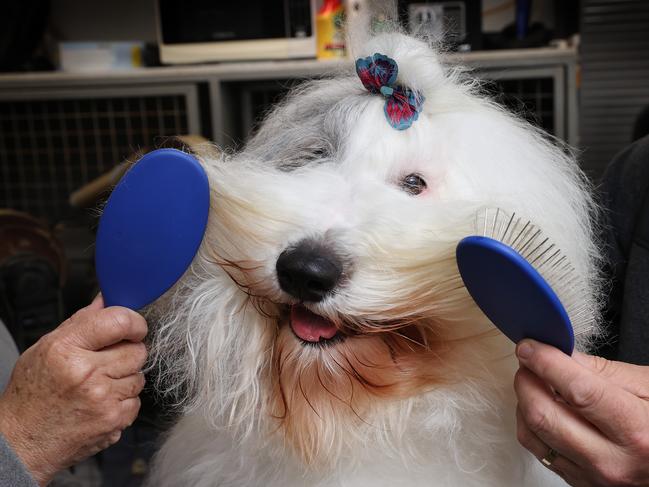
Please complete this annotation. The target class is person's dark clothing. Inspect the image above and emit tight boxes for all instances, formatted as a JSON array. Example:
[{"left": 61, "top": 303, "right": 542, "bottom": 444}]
[
  {"left": 598, "top": 134, "right": 649, "bottom": 365},
  {"left": 0, "top": 320, "right": 38, "bottom": 486}
]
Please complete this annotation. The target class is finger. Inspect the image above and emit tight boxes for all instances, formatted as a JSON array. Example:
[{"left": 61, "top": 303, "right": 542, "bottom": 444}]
[
  {"left": 119, "top": 396, "right": 141, "bottom": 429},
  {"left": 97, "top": 341, "right": 148, "bottom": 378},
  {"left": 572, "top": 352, "right": 649, "bottom": 399},
  {"left": 516, "top": 339, "right": 649, "bottom": 446},
  {"left": 106, "top": 430, "right": 122, "bottom": 448},
  {"left": 66, "top": 307, "right": 148, "bottom": 351},
  {"left": 516, "top": 406, "right": 582, "bottom": 479},
  {"left": 514, "top": 366, "right": 619, "bottom": 468},
  {"left": 112, "top": 373, "right": 145, "bottom": 400},
  {"left": 87, "top": 293, "right": 104, "bottom": 311}
]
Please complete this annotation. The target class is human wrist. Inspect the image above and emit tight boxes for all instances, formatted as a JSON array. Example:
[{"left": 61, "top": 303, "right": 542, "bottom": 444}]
[{"left": 0, "top": 398, "right": 54, "bottom": 486}]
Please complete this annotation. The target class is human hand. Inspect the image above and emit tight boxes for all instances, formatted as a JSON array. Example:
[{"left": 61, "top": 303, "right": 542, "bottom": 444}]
[
  {"left": 0, "top": 295, "right": 147, "bottom": 486},
  {"left": 514, "top": 339, "right": 649, "bottom": 486}
]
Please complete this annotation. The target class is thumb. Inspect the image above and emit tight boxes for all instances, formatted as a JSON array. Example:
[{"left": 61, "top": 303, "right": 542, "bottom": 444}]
[
  {"left": 573, "top": 351, "right": 649, "bottom": 398},
  {"left": 87, "top": 293, "right": 105, "bottom": 311}
]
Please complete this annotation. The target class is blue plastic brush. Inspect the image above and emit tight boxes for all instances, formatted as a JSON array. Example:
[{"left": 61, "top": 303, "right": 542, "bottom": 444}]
[
  {"left": 456, "top": 208, "right": 594, "bottom": 355},
  {"left": 95, "top": 148, "right": 210, "bottom": 310}
]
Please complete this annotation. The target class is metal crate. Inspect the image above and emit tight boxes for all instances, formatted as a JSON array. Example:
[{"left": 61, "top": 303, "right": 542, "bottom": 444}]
[{"left": 0, "top": 85, "right": 200, "bottom": 222}]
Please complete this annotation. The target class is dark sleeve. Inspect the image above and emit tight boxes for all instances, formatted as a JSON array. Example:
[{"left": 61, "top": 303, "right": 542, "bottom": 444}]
[
  {"left": 0, "top": 434, "right": 38, "bottom": 487},
  {"left": 0, "top": 319, "right": 19, "bottom": 393},
  {"left": 597, "top": 135, "right": 649, "bottom": 359},
  {"left": 0, "top": 323, "right": 38, "bottom": 485},
  {"left": 601, "top": 135, "right": 649, "bottom": 258}
]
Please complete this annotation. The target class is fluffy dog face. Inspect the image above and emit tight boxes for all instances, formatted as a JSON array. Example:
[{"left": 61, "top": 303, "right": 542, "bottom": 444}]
[
  {"left": 201, "top": 108, "right": 484, "bottom": 464},
  {"left": 149, "top": 33, "right": 599, "bottom": 468}
]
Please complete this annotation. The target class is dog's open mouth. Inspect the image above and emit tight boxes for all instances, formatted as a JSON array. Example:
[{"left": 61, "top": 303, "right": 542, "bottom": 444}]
[{"left": 289, "top": 305, "right": 343, "bottom": 346}]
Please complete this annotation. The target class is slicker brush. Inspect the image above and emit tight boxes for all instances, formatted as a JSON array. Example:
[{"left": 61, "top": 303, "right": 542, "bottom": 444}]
[{"left": 456, "top": 208, "right": 596, "bottom": 354}]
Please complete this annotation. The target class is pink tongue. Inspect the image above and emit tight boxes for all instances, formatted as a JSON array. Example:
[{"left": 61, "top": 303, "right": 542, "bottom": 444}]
[{"left": 290, "top": 305, "right": 339, "bottom": 342}]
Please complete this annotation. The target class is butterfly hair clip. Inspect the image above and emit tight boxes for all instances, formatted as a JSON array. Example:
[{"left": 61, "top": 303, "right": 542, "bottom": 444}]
[{"left": 355, "top": 53, "right": 425, "bottom": 130}]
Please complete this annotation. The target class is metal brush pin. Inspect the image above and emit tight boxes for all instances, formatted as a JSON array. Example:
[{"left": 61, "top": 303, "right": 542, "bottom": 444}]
[{"left": 476, "top": 208, "right": 595, "bottom": 343}]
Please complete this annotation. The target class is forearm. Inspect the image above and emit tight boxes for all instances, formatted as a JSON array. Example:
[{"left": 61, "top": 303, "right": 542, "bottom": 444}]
[{"left": 0, "top": 433, "right": 39, "bottom": 487}]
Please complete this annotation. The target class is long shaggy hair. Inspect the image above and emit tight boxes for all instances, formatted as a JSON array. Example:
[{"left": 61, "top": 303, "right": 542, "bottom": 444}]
[{"left": 145, "top": 23, "right": 601, "bottom": 487}]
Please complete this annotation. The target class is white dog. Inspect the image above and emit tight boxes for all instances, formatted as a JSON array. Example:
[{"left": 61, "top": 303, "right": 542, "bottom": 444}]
[{"left": 145, "top": 26, "right": 601, "bottom": 487}]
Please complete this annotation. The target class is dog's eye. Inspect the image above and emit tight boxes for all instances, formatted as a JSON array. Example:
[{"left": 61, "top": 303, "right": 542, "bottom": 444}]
[
  {"left": 400, "top": 173, "right": 427, "bottom": 195},
  {"left": 303, "top": 146, "right": 329, "bottom": 162}
]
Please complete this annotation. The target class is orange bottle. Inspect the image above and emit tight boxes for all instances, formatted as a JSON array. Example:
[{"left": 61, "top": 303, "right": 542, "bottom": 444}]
[{"left": 316, "top": 0, "right": 346, "bottom": 59}]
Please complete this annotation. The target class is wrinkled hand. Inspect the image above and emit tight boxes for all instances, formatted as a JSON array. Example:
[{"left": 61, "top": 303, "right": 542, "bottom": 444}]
[
  {"left": 0, "top": 295, "right": 147, "bottom": 486},
  {"left": 514, "top": 339, "right": 649, "bottom": 487}
]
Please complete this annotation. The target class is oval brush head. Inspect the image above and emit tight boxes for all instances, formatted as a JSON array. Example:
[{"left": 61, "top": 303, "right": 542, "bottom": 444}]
[
  {"left": 95, "top": 148, "right": 210, "bottom": 310},
  {"left": 456, "top": 208, "right": 594, "bottom": 355}
]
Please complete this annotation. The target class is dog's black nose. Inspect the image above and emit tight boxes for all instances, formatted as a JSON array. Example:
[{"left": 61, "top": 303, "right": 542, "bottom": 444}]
[{"left": 276, "top": 240, "right": 343, "bottom": 302}]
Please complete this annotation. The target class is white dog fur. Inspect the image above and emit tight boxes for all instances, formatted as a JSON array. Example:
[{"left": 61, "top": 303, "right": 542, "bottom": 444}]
[{"left": 145, "top": 20, "right": 601, "bottom": 487}]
